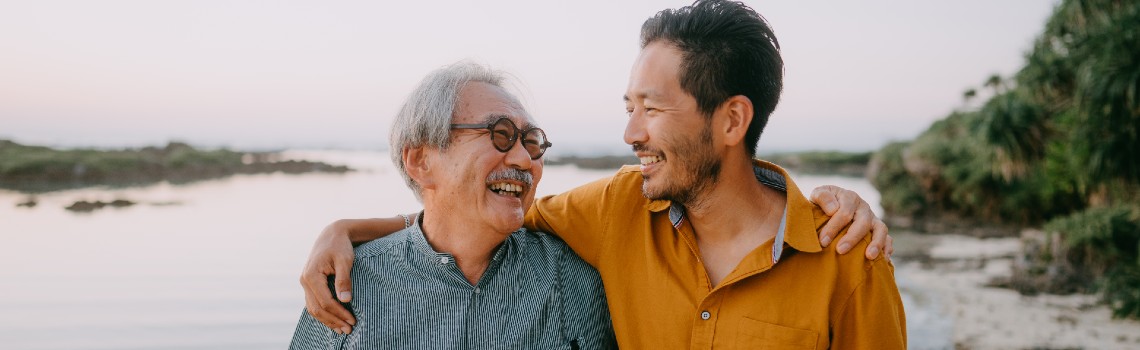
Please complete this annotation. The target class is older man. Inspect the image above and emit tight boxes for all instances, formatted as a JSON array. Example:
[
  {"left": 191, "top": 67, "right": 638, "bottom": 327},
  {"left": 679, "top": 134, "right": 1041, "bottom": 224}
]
[{"left": 289, "top": 63, "right": 615, "bottom": 349}]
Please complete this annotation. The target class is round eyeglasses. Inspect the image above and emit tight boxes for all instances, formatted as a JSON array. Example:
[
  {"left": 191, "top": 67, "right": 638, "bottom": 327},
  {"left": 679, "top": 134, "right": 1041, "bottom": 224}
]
[{"left": 450, "top": 117, "right": 553, "bottom": 160}]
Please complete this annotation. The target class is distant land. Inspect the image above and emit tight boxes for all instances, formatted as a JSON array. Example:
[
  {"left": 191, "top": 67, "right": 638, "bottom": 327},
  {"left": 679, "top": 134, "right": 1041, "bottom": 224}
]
[
  {"left": 0, "top": 138, "right": 870, "bottom": 193},
  {"left": 0, "top": 140, "right": 352, "bottom": 193},
  {"left": 547, "top": 151, "right": 871, "bottom": 177}
]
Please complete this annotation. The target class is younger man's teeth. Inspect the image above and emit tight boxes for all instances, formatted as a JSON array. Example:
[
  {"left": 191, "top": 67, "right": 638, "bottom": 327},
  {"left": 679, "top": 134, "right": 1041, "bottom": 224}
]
[{"left": 639, "top": 156, "right": 662, "bottom": 165}]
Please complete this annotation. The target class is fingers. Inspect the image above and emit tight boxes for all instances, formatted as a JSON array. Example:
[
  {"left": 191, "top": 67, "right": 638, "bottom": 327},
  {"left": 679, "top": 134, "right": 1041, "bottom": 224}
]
[
  {"left": 304, "top": 291, "right": 346, "bottom": 335},
  {"left": 334, "top": 257, "right": 354, "bottom": 303},
  {"left": 301, "top": 268, "right": 356, "bottom": 334},
  {"left": 816, "top": 188, "right": 855, "bottom": 248},
  {"left": 861, "top": 216, "right": 889, "bottom": 261},
  {"left": 809, "top": 185, "right": 841, "bottom": 215},
  {"left": 301, "top": 272, "right": 350, "bottom": 334},
  {"left": 869, "top": 219, "right": 892, "bottom": 260},
  {"left": 836, "top": 203, "right": 873, "bottom": 255},
  {"left": 885, "top": 234, "right": 894, "bottom": 259}
]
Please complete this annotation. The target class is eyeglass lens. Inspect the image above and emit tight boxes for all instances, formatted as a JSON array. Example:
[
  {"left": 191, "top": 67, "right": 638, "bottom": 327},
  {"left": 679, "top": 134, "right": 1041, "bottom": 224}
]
[{"left": 490, "top": 118, "right": 549, "bottom": 159}]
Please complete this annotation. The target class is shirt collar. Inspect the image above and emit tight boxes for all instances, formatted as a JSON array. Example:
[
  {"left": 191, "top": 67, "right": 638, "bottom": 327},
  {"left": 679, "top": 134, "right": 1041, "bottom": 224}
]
[
  {"left": 753, "top": 159, "right": 822, "bottom": 253},
  {"left": 653, "top": 160, "right": 823, "bottom": 254},
  {"left": 405, "top": 212, "right": 514, "bottom": 268}
]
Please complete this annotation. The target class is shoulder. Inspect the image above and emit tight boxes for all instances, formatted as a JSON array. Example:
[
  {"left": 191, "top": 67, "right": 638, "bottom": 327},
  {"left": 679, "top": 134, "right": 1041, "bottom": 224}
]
[
  {"left": 582, "top": 164, "right": 648, "bottom": 202},
  {"left": 562, "top": 165, "right": 644, "bottom": 198},
  {"left": 825, "top": 228, "right": 894, "bottom": 292},
  {"left": 512, "top": 229, "right": 597, "bottom": 275},
  {"left": 353, "top": 227, "right": 410, "bottom": 259},
  {"left": 612, "top": 165, "right": 644, "bottom": 186},
  {"left": 510, "top": 228, "right": 574, "bottom": 260}
]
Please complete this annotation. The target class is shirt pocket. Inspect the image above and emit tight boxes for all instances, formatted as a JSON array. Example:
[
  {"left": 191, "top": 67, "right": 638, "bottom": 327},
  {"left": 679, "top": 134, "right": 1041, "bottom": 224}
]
[{"left": 735, "top": 317, "right": 819, "bottom": 350}]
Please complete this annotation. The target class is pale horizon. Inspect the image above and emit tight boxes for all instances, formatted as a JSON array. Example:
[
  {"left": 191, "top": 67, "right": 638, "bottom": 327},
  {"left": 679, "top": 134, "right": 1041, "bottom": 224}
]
[{"left": 0, "top": 0, "right": 1057, "bottom": 156}]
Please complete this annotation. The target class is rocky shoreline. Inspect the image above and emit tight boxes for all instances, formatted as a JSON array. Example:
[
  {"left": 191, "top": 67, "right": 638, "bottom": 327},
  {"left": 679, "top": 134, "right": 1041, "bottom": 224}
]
[
  {"left": 0, "top": 140, "right": 353, "bottom": 193},
  {"left": 893, "top": 231, "right": 1140, "bottom": 349}
]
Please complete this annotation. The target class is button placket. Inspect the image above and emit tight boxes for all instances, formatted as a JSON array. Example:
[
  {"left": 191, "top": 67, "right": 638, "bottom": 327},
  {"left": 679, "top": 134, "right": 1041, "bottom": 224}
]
[{"left": 690, "top": 290, "right": 725, "bottom": 349}]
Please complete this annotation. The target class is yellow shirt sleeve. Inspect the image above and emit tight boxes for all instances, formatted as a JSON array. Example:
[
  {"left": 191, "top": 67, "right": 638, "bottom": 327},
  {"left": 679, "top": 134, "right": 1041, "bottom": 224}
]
[
  {"left": 830, "top": 258, "right": 908, "bottom": 349},
  {"left": 523, "top": 174, "right": 615, "bottom": 267}
]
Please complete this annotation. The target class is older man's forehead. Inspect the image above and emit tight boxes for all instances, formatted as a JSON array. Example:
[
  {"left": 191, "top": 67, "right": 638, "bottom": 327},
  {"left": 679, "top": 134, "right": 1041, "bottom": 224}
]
[
  {"left": 456, "top": 84, "right": 537, "bottom": 128},
  {"left": 476, "top": 113, "right": 538, "bottom": 128}
]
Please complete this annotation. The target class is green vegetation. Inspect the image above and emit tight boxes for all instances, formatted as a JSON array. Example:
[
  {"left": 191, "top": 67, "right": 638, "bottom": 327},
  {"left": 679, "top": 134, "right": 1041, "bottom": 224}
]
[
  {"left": 1045, "top": 205, "right": 1140, "bottom": 319},
  {"left": 868, "top": 0, "right": 1140, "bottom": 318},
  {"left": 0, "top": 140, "right": 351, "bottom": 193},
  {"left": 867, "top": 142, "right": 925, "bottom": 220},
  {"left": 761, "top": 151, "right": 871, "bottom": 177}
]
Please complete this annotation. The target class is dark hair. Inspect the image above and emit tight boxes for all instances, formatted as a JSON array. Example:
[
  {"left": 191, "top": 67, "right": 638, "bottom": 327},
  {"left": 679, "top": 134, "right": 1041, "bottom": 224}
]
[{"left": 640, "top": 0, "right": 783, "bottom": 157}]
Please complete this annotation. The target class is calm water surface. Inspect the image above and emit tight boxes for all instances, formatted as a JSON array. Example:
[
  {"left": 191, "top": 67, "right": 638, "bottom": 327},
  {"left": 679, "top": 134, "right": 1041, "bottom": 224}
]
[{"left": 0, "top": 150, "right": 946, "bottom": 349}]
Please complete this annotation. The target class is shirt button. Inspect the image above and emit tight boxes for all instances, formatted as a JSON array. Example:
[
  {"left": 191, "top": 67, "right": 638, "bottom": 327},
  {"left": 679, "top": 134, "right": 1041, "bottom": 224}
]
[
  {"left": 700, "top": 311, "right": 711, "bottom": 320},
  {"left": 439, "top": 257, "right": 450, "bottom": 264},
  {"left": 474, "top": 287, "right": 481, "bottom": 294}
]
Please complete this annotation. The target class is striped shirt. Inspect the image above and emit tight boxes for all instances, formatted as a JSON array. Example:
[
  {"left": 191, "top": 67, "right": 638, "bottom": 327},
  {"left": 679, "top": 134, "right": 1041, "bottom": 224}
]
[{"left": 289, "top": 218, "right": 616, "bottom": 350}]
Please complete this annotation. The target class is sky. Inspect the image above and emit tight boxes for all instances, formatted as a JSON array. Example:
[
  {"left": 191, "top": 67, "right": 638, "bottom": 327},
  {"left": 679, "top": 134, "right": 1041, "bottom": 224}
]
[{"left": 0, "top": 0, "right": 1057, "bottom": 155}]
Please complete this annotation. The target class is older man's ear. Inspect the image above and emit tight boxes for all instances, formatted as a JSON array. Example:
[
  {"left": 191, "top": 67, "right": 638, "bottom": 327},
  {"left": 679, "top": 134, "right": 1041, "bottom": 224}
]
[{"left": 403, "top": 147, "right": 436, "bottom": 190}]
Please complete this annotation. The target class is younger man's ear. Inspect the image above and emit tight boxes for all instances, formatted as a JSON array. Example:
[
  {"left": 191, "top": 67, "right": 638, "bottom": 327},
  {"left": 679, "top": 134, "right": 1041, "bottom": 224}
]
[
  {"left": 718, "top": 95, "right": 754, "bottom": 147},
  {"left": 403, "top": 146, "right": 436, "bottom": 190}
]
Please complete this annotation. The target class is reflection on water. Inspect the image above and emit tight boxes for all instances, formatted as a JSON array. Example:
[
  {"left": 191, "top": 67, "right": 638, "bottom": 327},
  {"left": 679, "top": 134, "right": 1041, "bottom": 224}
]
[{"left": 0, "top": 150, "right": 944, "bottom": 349}]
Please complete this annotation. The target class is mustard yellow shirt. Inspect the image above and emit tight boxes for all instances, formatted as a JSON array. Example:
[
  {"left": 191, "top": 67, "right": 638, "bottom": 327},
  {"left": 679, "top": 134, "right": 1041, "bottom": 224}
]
[{"left": 525, "top": 160, "right": 906, "bottom": 349}]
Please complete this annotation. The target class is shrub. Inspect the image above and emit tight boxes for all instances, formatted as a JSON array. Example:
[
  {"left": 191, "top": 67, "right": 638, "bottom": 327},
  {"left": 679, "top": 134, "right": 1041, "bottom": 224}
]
[{"left": 1045, "top": 205, "right": 1140, "bottom": 319}]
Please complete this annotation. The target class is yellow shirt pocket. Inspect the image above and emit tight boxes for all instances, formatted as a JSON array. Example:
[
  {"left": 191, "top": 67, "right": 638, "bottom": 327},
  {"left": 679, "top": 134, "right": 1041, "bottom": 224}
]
[{"left": 736, "top": 317, "right": 819, "bottom": 350}]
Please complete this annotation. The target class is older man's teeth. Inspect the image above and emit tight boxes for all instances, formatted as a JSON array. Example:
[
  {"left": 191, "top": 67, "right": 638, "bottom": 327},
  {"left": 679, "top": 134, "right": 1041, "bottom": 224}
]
[
  {"left": 489, "top": 183, "right": 522, "bottom": 197},
  {"left": 639, "top": 156, "right": 663, "bottom": 165}
]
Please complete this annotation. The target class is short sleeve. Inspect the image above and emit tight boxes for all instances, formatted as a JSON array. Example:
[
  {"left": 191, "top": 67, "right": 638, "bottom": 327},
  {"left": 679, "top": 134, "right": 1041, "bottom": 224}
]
[
  {"left": 830, "top": 259, "right": 907, "bottom": 349},
  {"left": 524, "top": 174, "right": 615, "bottom": 266}
]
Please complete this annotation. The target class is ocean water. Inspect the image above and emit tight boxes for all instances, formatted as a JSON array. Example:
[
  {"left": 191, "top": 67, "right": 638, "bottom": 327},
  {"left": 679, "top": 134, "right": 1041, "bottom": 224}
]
[{"left": 0, "top": 150, "right": 944, "bottom": 349}]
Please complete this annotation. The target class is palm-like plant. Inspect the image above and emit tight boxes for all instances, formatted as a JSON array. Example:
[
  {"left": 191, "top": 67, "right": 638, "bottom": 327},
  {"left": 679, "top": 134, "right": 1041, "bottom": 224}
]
[
  {"left": 1004, "top": 0, "right": 1138, "bottom": 197},
  {"left": 870, "top": 0, "right": 1140, "bottom": 319},
  {"left": 984, "top": 74, "right": 1005, "bottom": 95},
  {"left": 974, "top": 91, "right": 1048, "bottom": 180},
  {"left": 962, "top": 88, "right": 978, "bottom": 109}
]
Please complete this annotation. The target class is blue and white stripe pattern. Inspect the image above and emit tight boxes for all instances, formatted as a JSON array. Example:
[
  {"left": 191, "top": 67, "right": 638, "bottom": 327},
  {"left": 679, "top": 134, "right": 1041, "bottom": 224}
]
[{"left": 289, "top": 220, "right": 615, "bottom": 350}]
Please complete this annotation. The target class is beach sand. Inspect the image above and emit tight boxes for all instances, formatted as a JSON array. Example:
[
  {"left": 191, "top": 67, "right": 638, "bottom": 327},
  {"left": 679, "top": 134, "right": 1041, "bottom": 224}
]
[{"left": 893, "top": 233, "right": 1140, "bottom": 350}]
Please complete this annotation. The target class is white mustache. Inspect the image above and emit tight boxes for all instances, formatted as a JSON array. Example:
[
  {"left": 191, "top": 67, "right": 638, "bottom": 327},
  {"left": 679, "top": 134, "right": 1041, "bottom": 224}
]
[{"left": 487, "top": 168, "right": 533, "bottom": 188}]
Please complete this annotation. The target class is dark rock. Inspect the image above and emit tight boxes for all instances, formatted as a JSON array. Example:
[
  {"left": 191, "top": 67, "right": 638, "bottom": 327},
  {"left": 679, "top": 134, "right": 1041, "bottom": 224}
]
[
  {"left": 66, "top": 200, "right": 105, "bottom": 212},
  {"left": 64, "top": 199, "right": 136, "bottom": 212},
  {"left": 15, "top": 197, "right": 37, "bottom": 208},
  {"left": 108, "top": 199, "right": 135, "bottom": 207}
]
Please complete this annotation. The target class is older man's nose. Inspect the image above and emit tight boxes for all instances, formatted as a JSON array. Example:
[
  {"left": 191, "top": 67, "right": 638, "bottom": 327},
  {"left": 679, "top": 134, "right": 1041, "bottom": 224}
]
[{"left": 504, "top": 137, "right": 532, "bottom": 169}]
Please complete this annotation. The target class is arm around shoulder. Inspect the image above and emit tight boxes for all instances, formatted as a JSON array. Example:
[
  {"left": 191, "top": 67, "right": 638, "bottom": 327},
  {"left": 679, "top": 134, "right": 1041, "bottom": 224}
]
[
  {"left": 298, "top": 214, "right": 413, "bottom": 333},
  {"left": 331, "top": 216, "right": 410, "bottom": 245}
]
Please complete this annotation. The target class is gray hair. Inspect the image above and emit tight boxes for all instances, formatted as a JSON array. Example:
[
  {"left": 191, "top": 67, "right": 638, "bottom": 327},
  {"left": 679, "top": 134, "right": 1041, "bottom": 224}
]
[{"left": 390, "top": 61, "right": 509, "bottom": 200}]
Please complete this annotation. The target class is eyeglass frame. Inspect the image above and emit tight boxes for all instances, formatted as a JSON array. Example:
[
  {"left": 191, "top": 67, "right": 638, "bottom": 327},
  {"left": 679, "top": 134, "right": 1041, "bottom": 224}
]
[{"left": 449, "top": 117, "right": 553, "bottom": 160}]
